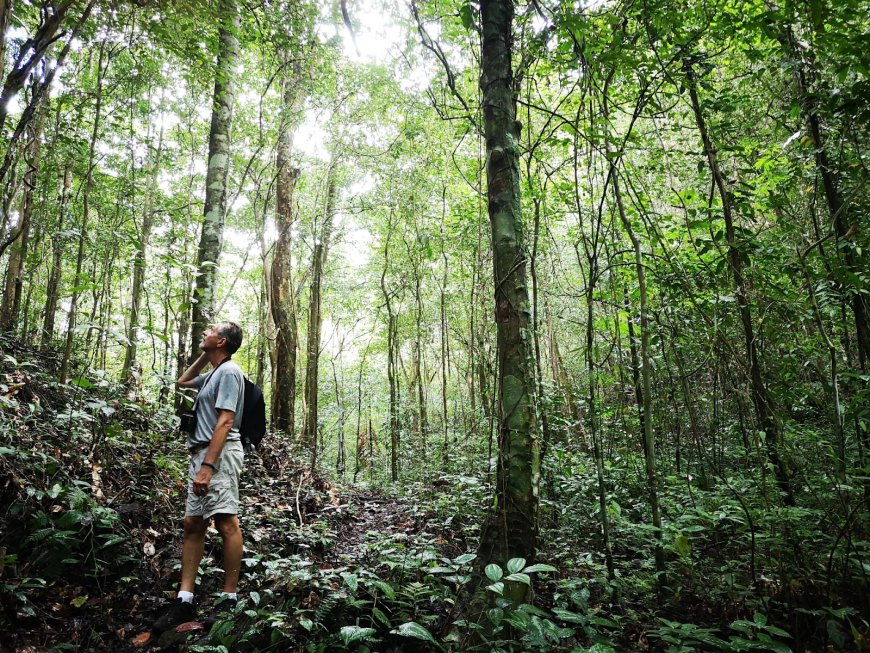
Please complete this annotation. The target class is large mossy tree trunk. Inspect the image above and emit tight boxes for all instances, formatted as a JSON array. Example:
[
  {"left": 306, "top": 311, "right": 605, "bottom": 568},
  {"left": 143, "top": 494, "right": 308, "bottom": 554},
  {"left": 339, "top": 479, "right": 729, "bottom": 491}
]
[
  {"left": 270, "top": 56, "right": 301, "bottom": 435},
  {"left": 188, "top": 0, "right": 238, "bottom": 354},
  {"left": 475, "top": 0, "right": 540, "bottom": 603}
]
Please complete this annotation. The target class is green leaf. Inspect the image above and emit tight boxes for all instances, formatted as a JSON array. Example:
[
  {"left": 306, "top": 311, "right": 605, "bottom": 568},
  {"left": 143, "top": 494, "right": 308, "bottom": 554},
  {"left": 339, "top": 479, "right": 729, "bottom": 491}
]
[
  {"left": 71, "top": 595, "right": 88, "bottom": 608},
  {"left": 99, "top": 534, "right": 126, "bottom": 548},
  {"left": 368, "top": 579, "right": 395, "bottom": 600},
  {"left": 391, "top": 622, "right": 441, "bottom": 649},
  {"left": 458, "top": 2, "right": 473, "bottom": 30},
  {"left": 485, "top": 563, "right": 503, "bottom": 581},
  {"left": 674, "top": 533, "right": 691, "bottom": 557},
  {"left": 70, "top": 376, "right": 93, "bottom": 389},
  {"left": 453, "top": 553, "right": 476, "bottom": 565},
  {"left": 250, "top": 591, "right": 260, "bottom": 606},
  {"left": 523, "top": 563, "right": 557, "bottom": 574},
  {"left": 340, "top": 625, "right": 377, "bottom": 645},
  {"left": 552, "top": 607, "right": 587, "bottom": 624},
  {"left": 486, "top": 581, "right": 505, "bottom": 595},
  {"left": 507, "top": 558, "right": 526, "bottom": 573},
  {"left": 342, "top": 572, "right": 358, "bottom": 591},
  {"left": 373, "top": 607, "right": 390, "bottom": 627},
  {"left": 504, "top": 572, "right": 531, "bottom": 585}
]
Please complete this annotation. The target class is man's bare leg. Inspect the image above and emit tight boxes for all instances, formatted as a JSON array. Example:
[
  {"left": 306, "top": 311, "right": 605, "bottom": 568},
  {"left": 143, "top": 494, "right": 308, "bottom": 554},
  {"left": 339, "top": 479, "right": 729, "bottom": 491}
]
[
  {"left": 180, "top": 516, "right": 208, "bottom": 593},
  {"left": 214, "top": 514, "right": 243, "bottom": 593}
]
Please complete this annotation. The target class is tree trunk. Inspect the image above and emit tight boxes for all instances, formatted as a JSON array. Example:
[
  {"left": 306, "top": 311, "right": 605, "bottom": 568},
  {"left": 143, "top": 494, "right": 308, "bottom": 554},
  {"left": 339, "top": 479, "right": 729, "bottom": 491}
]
[
  {"left": 270, "top": 57, "right": 301, "bottom": 435},
  {"left": 41, "top": 165, "right": 71, "bottom": 346},
  {"left": 1, "top": 108, "right": 44, "bottom": 331},
  {"left": 783, "top": 25, "right": 870, "bottom": 371},
  {"left": 684, "top": 59, "right": 794, "bottom": 505},
  {"left": 189, "top": 0, "right": 239, "bottom": 353},
  {"left": 121, "top": 120, "right": 163, "bottom": 381},
  {"left": 475, "top": 0, "right": 540, "bottom": 600},
  {"left": 380, "top": 214, "right": 400, "bottom": 483},
  {"left": 60, "top": 40, "right": 106, "bottom": 382},
  {"left": 303, "top": 166, "right": 336, "bottom": 468}
]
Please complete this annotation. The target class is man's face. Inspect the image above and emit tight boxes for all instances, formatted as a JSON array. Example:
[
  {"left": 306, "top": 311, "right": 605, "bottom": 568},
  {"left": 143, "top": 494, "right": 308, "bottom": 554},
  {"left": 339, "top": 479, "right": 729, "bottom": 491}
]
[{"left": 200, "top": 324, "right": 226, "bottom": 352}]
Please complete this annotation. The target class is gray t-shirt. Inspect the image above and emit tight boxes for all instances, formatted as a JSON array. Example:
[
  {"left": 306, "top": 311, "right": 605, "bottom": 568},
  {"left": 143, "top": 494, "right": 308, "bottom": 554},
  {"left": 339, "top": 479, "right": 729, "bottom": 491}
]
[{"left": 187, "top": 360, "right": 245, "bottom": 448}]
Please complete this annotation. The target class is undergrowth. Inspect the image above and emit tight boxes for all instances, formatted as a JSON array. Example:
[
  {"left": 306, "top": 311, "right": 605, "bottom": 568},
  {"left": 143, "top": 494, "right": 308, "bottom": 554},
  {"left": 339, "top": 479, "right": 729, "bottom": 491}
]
[{"left": 1, "top": 336, "right": 868, "bottom": 651}]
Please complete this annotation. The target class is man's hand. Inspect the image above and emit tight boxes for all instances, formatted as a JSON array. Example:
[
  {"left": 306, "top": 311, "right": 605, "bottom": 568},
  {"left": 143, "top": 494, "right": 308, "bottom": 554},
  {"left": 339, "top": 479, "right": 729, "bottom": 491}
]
[
  {"left": 178, "top": 352, "right": 210, "bottom": 389},
  {"left": 193, "top": 465, "right": 214, "bottom": 496}
]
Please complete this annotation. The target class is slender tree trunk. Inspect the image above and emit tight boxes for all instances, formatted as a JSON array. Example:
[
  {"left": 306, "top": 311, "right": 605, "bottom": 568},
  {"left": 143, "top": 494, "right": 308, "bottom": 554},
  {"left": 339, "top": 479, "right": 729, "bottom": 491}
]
[
  {"left": 783, "top": 26, "right": 870, "bottom": 371},
  {"left": 0, "top": 0, "right": 10, "bottom": 84},
  {"left": 616, "top": 211, "right": 666, "bottom": 588},
  {"left": 380, "top": 214, "right": 400, "bottom": 483},
  {"left": 60, "top": 41, "right": 106, "bottom": 382},
  {"left": 42, "top": 166, "right": 71, "bottom": 346},
  {"left": 684, "top": 59, "right": 793, "bottom": 505},
  {"left": 440, "top": 253, "right": 449, "bottom": 468},
  {"left": 303, "top": 167, "right": 336, "bottom": 468},
  {"left": 189, "top": 0, "right": 239, "bottom": 353},
  {"left": 475, "top": 0, "right": 540, "bottom": 601},
  {"left": 1, "top": 108, "right": 44, "bottom": 331},
  {"left": 0, "top": 0, "right": 72, "bottom": 137},
  {"left": 121, "top": 122, "right": 163, "bottom": 380}
]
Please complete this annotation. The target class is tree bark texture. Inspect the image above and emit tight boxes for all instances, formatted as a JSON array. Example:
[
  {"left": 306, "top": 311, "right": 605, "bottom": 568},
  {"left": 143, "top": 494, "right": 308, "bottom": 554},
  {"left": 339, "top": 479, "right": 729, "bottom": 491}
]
[
  {"left": 476, "top": 0, "right": 540, "bottom": 590},
  {"left": 270, "top": 60, "right": 301, "bottom": 435},
  {"left": 189, "top": 0, "right": 239, "bottom": 353}
]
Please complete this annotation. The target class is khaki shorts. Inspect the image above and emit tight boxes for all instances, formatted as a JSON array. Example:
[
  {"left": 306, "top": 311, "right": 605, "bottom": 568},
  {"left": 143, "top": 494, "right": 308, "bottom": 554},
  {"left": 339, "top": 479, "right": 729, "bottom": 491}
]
[{"left": 185, "top": 440, "right": 244, "bottom": 519}]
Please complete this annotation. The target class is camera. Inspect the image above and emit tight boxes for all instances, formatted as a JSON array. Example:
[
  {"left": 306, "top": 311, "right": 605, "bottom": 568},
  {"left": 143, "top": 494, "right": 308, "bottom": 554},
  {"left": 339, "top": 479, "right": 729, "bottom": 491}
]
[{"left": 180, "top": 410, "right": 197, "bottom": 435}]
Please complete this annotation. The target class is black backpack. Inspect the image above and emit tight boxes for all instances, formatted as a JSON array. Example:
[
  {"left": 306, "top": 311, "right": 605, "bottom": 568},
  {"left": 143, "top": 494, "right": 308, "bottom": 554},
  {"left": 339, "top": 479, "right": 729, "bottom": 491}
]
[{"left": 240, "top": 378, "right": 267, "bottom": 451}]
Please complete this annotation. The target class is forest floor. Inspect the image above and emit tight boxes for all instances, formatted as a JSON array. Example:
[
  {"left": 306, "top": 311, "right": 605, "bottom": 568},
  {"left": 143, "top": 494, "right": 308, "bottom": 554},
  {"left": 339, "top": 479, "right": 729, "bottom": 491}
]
[
  {"left": 0, "top": 337, "right": 485, "bottom": 652},
  {"left": 2, "top": 412, "right": 471, "bottom": 652}
]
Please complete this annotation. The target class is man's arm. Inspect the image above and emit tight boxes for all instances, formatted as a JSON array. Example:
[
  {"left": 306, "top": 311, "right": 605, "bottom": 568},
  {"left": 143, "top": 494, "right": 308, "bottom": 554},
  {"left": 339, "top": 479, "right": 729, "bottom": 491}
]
[
  {"left": 178, "top": 352, "right": 209, "bottom": 388},
  {"left": 192, "top": 408, "right": 235, "bottom": 496}
]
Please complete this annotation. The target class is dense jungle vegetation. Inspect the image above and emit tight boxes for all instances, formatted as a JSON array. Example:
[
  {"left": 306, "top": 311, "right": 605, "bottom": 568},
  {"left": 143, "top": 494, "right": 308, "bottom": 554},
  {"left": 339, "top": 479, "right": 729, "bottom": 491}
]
[{"left": 0, "top": 0, "right": 868, "bottom": 650}]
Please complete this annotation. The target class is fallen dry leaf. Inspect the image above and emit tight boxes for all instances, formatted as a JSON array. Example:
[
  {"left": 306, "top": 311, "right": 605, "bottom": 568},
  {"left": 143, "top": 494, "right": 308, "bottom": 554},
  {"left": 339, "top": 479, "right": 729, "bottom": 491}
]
[
  {"left": 176, "top": 621, "right": 205, "bottom": 633},
  {"left": 131, "top": 631, "right": 152, "bottom": 647}
]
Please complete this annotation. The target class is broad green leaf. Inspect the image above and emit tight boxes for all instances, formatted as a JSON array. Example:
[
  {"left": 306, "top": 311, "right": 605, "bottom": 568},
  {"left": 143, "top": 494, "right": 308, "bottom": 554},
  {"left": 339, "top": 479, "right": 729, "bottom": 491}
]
[
  {"left": 391, "top": 622, "right": 441, "bottom": 649},
  {"left": 523, "top": 563, "right": 557, "bottom": 574},
  {"left": 504, "top": 572, "right": 531, "bottom": 585},
  {"left": 485, "top": 563, "right": 503, "bottom": 581},
  {"left": 453, "top": 553, "right": 476, "bottom": 565},
  {"left": 340, "top": 625, "right": 377, "bottom": 645},
  {"left": 507, "top": 558, "right": 526, "bottom": 573}
]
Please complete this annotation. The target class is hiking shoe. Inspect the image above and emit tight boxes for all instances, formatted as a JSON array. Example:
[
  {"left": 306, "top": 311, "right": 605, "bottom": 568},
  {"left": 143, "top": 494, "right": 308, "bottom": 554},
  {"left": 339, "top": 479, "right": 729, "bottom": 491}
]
[
  {"left": 202, "top": 596, "right": 238, "bottom": 626},
  {"left": 153, "top": 597, "right": 196, "bottom": 632}
]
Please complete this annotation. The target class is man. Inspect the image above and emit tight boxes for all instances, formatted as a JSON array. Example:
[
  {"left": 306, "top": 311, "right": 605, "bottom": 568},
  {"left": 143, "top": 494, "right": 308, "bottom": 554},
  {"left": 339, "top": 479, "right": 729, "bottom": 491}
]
[{"left": 154, "top": 321, "right": 246, "bottom": 632}]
